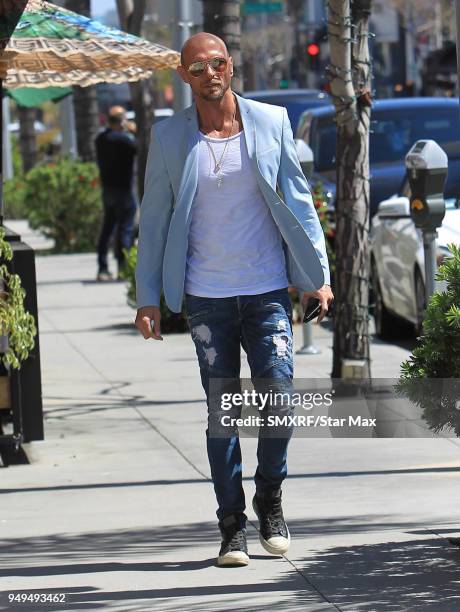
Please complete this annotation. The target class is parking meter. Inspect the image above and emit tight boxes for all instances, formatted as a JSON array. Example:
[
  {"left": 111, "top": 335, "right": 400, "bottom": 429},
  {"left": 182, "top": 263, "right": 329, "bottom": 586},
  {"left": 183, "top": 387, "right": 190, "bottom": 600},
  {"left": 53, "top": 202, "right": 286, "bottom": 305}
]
[
  {"left": 405, "top": 140, "right": 447, "bottom": 230},
  {"left": 405, "top": 140, "right": 448, "bottom": 301},
  {"left": 295, "top": 139, "right": 314, "bottom": 181}
]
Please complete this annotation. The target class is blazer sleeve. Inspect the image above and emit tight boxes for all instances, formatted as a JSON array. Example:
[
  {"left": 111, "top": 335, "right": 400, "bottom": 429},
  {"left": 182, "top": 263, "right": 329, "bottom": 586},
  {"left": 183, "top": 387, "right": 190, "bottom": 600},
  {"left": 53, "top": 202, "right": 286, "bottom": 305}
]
[
  {"left": 135, "top": 125, "right": 174, "bottom": 308},
  {"left": 277, "top": 108, "right": 331, "bottom": 286}
]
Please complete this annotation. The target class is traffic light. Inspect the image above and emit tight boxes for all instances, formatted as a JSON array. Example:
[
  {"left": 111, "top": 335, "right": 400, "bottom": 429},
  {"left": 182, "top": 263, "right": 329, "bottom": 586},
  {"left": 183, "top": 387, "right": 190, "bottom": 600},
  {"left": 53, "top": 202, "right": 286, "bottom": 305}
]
[
  {"left": 307, "top": 42, "right": 320, "bottom": 72},
  {"left": 306, "top": 25, "right": 327, "bottom": 74}
]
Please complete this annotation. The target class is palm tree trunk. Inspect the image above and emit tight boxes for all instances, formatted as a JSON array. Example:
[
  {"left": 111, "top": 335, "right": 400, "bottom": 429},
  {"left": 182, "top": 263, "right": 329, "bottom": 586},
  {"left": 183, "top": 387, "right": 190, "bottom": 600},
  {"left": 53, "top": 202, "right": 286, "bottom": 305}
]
[
  {"left": 116, "top": 0, "right": 153, "bottom": 200},
  {"left": 72, "top": 85, "right": 99, "bottom": 162},
  {"left": 17, "top": 106, "right": 37, "bottom": 172},
  {"left": 201, "top": 0, "right": 244, "bottom": 93},
  {"left": 64, "top": 0, "right": 100, "bottom": 162},
  {"left": 327, "top": 0, "right": 372, "bottom": 379}
]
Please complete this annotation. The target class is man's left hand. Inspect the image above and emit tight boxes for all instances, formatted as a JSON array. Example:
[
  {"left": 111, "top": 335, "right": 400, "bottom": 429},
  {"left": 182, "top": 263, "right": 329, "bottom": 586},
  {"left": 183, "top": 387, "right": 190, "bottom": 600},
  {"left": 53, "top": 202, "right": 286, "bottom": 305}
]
[{"left": 301, "top": 284, "right": 334, "bottom": 324}]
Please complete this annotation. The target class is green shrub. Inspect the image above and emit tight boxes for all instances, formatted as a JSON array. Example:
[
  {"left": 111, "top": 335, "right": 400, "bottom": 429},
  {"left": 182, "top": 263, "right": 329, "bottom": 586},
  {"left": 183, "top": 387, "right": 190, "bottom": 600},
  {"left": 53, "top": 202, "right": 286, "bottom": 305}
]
[
  {"left": 0, "top": 228, "right": 36, "bottom": 369},
  {"left": 23, "top": 157, "right": 102, "bottom": 253},
  {"left": 121, "top": 245, "right": 188, "bottom": 333},
  {"left": 11, "top": 134, "right": 23, "bottom": 176},
  {"left": 397, "top": 243, "right": 460, "bottom": 434},
  {"left": 3, "top": 175, "right": 28, "bottom": 220},
  {"left": 3, "top": 136, "right": 27, "bottom": 220}
]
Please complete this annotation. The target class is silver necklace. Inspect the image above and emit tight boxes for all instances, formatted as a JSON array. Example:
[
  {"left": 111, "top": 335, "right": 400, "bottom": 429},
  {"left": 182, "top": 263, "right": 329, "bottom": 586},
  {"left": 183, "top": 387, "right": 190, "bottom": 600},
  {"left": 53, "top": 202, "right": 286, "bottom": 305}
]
[{"left": 205, "top": 104, "right": 237, "bottom": 188}]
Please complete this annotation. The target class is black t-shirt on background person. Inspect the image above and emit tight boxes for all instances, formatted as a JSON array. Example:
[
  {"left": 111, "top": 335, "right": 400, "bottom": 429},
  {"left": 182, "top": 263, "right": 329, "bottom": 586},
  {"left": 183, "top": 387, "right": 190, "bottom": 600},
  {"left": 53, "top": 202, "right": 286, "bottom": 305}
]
[{"left": 95, "top": 128, "right": 137, "bottom": 190}]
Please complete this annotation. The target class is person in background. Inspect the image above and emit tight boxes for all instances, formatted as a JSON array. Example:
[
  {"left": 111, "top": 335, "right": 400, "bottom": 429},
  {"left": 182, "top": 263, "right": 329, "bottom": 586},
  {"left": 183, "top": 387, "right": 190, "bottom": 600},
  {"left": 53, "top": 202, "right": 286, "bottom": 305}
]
[{"left": 95, "top": 106, "right": 137, "bottom": 281}]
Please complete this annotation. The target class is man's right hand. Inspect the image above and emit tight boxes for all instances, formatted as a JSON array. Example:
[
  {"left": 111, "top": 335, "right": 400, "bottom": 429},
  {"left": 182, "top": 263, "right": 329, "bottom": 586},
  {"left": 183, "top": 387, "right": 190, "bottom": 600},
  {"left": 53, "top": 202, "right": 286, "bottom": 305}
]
[{"left": 135, "top": 306, "right": 163, "bottom": 341}]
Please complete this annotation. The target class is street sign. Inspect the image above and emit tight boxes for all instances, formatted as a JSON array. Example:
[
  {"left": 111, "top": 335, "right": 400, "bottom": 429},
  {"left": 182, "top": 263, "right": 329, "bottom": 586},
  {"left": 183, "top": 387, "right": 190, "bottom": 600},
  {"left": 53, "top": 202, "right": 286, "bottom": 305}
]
[{"left": 243, "top": 1, "right": 284, "bottom": 15}]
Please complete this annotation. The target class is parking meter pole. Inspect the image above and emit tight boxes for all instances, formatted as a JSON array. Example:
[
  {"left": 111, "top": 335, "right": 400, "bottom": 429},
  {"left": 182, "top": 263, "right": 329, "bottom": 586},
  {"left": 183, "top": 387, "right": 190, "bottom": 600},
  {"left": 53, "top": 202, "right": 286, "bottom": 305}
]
[
  {"left": 296, "top": 321, "right": 321, "bottom": 355},
  {"left": 422, "top": 230, "right": 438, "bottom": 301}
]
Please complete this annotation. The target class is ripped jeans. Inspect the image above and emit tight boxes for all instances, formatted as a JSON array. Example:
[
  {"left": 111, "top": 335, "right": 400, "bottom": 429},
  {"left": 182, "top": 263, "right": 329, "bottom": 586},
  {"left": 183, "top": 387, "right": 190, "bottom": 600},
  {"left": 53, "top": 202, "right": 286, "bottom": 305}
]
[{"left": 185, "top": 288, "right": 294, "bottom": 524}]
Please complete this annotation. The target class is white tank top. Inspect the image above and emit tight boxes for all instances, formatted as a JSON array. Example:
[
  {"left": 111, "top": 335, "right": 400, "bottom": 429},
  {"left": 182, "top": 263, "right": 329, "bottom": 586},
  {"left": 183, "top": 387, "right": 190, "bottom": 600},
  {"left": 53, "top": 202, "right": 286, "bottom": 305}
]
[{"left": 185, "top": 130, "right": 288, "bottom": 297}]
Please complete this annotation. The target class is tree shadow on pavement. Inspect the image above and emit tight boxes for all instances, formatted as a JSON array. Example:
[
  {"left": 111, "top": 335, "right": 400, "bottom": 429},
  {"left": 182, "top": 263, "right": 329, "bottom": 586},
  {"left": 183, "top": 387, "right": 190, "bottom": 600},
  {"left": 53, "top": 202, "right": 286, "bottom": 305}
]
[
  {"left": 296, "top": 535, "right": 460, "bottom": 611},
  {"left": 0, "top": 523, "right": 331, "bottom": 612},
  {"left": 0, "top": 583, "right": 331, "bottom": 612},
  {"left": 2, "top": 518, "right": 460, "bottom": 610},
  {"left": 0, "top": 517, "right": 350, "bottom": 568}
]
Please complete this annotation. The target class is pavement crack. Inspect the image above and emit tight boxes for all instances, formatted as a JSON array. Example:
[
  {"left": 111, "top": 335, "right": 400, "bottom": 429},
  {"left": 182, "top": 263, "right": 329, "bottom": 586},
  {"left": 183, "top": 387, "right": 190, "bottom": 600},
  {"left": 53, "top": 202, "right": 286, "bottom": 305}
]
[{"left": 280, "top": 554, "right": 344, "bottom": 611}]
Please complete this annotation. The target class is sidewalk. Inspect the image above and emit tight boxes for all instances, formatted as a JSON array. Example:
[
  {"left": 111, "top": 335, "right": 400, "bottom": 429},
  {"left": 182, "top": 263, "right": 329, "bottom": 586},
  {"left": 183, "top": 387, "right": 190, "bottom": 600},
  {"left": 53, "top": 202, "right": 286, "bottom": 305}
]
[{"left": 1, "top": 252, "right": 460, "bottom": 611}]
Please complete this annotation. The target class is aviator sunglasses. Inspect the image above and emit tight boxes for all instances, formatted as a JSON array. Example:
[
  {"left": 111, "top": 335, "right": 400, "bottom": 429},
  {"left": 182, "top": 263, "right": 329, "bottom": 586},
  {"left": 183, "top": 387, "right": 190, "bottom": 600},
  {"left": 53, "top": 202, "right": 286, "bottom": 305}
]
[{"left": 187, "top": 57, "right": 228, "bottom": 77}]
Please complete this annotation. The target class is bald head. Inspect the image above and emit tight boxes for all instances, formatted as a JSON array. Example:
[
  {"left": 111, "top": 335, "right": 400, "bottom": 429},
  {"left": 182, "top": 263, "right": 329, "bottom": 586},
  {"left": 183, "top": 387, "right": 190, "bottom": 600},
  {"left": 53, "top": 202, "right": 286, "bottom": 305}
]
[
  {"left": 108, "top": 105, "right": 126, "bottom": 117},
  {"left": 177, "top": 32, "right": 233, "bottom": 103},
  {"left": 180, "top": 32, "right": 228, "bottom": 67}
]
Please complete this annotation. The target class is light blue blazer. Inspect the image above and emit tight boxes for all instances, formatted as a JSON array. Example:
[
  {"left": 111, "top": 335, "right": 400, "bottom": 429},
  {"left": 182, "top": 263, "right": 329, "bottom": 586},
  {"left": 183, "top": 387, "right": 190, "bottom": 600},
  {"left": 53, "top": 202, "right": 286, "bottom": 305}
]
[{"left": 136, "top": 93, "right": 330, "bottom": 313}]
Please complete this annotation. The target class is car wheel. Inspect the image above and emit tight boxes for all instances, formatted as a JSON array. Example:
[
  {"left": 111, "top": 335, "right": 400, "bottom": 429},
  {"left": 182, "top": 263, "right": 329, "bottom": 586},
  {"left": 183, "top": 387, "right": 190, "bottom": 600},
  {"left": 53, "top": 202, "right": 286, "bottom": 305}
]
[
  {"left": 414, "top": 268, "right": 426, "bottom": 338},
  {"left": 371, "top": 261, "right": 400, "bottom": 340}
]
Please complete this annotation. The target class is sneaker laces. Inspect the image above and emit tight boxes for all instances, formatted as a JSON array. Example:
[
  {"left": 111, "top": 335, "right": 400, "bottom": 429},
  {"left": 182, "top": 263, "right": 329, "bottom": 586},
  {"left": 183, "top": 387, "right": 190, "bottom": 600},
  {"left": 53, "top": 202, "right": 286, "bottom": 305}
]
[
  {"left": 262, "top": 495, "right": 286, "bottom": 535},
  {"left": 226, "top": 527, "right": 247, "bottom": 551}
]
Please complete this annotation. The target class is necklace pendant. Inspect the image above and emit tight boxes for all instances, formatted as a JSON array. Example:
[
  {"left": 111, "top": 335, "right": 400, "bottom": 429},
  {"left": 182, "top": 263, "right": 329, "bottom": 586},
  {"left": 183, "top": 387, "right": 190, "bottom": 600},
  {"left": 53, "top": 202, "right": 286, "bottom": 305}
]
[
  {"left": 217, "top": 177, "right": 223, "bottom": 188},
  {"left": 214, "top": 163, "right": 221, "bottom": 173}
]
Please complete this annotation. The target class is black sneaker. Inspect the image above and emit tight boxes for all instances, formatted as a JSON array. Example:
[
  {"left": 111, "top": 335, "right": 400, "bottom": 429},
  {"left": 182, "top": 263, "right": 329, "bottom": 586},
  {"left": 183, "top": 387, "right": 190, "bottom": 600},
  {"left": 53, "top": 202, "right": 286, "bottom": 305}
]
[
  {"left": 252, "top": 489, "right": 290, "bottom": 555},
  {"left": 217, "top": 514, "right": 249, "bottom": 567}
]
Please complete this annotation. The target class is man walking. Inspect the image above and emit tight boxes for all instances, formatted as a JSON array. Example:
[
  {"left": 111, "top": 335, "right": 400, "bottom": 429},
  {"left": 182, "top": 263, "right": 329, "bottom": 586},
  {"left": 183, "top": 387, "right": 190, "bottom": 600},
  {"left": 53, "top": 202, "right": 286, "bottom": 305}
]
[
  {"left": 135, "top": 33, "right": 333, "bottom": 567},
  {"left": 95, "top": 106, "right": 137, "bottom": 281}
]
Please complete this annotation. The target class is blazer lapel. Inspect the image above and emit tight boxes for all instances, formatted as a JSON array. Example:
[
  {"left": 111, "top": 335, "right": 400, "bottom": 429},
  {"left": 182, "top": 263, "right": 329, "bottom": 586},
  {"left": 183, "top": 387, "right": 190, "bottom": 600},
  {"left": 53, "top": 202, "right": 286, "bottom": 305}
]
[
  {"left": 176, "top": 104, "right": 199, "bottom": 218},
  {"left": 236, "top": 93, "right": 257, "bottom": 168},
  {"left": 236, "top": 93, "right": 275, "bottom": 196}
]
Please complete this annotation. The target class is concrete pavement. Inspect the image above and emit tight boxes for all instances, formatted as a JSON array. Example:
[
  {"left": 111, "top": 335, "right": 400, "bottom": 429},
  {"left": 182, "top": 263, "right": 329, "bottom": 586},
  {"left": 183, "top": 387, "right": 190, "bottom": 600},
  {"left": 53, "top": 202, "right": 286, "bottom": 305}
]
[{"left": 1, "top": 252, "right": 460, "bottom": 611}]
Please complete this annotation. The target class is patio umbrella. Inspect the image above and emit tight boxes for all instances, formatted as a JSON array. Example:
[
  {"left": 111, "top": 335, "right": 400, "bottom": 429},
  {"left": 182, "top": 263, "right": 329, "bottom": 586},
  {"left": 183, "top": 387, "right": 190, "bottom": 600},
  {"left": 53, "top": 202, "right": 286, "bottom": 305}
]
[
  {"left": 0, "top": 0, "right": 181, "bottom": 224},
  {"left": 0, "top": 0, "right": 180, "bottom": 88},
  {"left": 7, "top": 85, "right": 72, "bottom": 106}
]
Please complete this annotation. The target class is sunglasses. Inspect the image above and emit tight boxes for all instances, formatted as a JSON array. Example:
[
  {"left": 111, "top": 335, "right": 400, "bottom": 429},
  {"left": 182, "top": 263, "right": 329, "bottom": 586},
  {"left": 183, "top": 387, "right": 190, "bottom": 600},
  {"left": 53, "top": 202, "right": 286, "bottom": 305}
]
[{"left": 187, "top": 57, "right": 228, "bottom": 77}]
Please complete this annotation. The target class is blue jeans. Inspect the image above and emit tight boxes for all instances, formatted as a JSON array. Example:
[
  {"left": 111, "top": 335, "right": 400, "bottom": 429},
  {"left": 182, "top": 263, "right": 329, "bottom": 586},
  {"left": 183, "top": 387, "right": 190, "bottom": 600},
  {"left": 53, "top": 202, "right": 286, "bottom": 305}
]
[
  {"left": 185, "top": 288, "right": 294, "bottom": 524},
  {"left": 97, "top": 186, "right": 137, "bottom": 273}
]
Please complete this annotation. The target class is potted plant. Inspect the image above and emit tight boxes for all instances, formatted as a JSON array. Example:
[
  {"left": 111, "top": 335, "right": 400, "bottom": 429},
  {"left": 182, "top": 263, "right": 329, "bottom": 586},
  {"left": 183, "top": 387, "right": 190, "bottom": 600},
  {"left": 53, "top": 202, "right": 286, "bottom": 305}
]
[{"left": 0, "top": 227, "right": 37, "bottom": 412}]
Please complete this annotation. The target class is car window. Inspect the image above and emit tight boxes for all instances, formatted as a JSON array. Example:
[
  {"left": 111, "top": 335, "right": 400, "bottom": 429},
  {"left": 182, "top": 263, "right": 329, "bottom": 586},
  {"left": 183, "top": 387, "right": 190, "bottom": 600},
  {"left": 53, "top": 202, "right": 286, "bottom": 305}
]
[
  {"left": 296, "top": 112, "right": 312, "bottom": 141},
  {"left": 371, "top": 109, "right": 460, "bottom": 163},
  {"left": 247, "top": 95, "right": 328, "bottom": 133},
  {"left": 251, "top": 94, "right": 317, "bottom": 105},
  {"left": 284, "top": 101, "right": 329, "bottom": 132},
  {"left": 312, "top": 117, "right": 336, "bottom": 171},
  {"left": 309, "top": 106, "right": 460, "bottom": 171}
]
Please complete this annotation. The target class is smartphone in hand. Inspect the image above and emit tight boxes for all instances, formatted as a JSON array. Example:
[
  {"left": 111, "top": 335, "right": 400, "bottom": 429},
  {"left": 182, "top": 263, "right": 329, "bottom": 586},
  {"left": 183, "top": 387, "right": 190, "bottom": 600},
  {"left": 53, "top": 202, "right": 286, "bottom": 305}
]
[{"left": 303, "top": 298, "right": 321, "bottom": 324}]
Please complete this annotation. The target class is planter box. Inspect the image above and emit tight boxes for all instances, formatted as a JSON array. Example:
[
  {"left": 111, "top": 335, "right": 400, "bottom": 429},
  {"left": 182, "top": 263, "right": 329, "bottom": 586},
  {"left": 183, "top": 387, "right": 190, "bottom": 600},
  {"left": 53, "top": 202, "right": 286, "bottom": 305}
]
[
  {"left": 1, "top": 227, "right": 43, "bottom": 443},
  {"left": 0, "top": 374, "right": 10, "bottom": 409}
]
